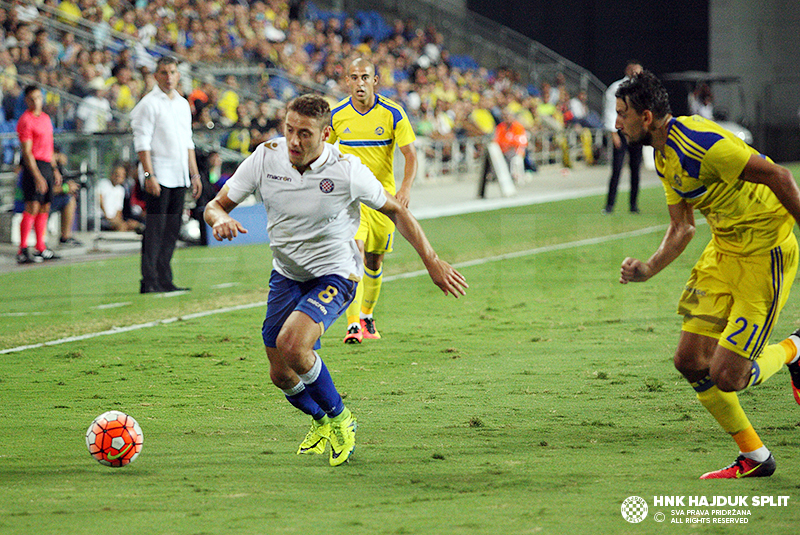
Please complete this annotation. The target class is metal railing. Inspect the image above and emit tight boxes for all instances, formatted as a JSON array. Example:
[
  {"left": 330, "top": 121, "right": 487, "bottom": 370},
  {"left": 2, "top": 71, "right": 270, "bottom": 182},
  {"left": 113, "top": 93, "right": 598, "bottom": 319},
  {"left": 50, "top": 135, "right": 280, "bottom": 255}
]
[
  {"left": 0, "top": 131, "right": 246, "bottom": 232},
  {"left": 414, "top": 128, "right": 605, "bottom": 182}
]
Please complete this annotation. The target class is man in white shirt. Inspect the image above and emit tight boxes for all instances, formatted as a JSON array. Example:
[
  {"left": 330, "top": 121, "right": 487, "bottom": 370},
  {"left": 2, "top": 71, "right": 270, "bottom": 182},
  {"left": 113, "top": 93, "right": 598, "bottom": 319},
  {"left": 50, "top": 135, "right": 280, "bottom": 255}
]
[
  {"left": 131, "top": 56, "right": 201, "bottom": 293},
  {"left": 603, "top": 59, "right": 643, "bottom": 214},
  {"left": 204, "top": 94, "right": 468, "bottom": 466}
]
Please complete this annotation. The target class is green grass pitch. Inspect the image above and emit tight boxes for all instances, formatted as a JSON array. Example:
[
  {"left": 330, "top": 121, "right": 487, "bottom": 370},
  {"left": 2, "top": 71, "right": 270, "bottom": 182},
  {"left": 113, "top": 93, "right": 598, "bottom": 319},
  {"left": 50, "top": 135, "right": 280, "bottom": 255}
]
[{"left": 1, "top": 179, "right": 799, "bottom": 534}]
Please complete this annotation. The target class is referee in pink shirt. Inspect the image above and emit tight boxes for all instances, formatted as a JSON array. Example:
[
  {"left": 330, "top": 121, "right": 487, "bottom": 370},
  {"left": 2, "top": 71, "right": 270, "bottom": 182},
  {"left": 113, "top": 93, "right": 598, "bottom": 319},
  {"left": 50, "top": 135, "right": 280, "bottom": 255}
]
[{"left": 16, "top": 84, "right": 61, "bottom": 264}]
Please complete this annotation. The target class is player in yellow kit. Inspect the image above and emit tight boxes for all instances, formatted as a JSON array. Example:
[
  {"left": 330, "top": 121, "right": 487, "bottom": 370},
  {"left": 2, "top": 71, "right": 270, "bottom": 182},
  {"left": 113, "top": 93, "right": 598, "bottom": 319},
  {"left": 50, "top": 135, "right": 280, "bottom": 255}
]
[
  {"left": 329, "top": 57, "right": 417, "bottom": 343},
  {"left": 616, "top": 71, "right": 800, "bottom": 479}
]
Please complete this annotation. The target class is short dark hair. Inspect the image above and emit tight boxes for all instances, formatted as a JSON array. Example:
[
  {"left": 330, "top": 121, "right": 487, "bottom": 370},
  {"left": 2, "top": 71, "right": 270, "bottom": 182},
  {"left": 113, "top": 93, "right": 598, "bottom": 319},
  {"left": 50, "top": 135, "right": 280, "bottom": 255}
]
[
  {"left": 155, "top": 56, "right": 178, "bottom": 70},
  {"left": 616, "top": 70, "right": 672, "bottom": 120},
  {"left": 24, "top": 84, "right": 40, "bottom": 97},
  {"left": 286, "top": 94, "right": 331, "bottom": 124}
]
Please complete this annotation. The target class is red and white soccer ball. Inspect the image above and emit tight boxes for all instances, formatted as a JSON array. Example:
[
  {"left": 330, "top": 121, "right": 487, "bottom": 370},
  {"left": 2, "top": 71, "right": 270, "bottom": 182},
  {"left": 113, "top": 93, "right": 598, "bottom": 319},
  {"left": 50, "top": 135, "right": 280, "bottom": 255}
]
[{"left": 85, "top": 411, "right": 144, "bottom": 467}]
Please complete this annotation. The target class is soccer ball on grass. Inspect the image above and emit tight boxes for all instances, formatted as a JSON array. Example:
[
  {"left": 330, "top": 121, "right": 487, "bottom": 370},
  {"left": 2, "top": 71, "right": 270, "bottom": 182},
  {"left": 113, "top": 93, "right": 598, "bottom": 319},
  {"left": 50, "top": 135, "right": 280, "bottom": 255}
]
[{"left": 85, "top": 411, "right": 143, "bottom": 467}]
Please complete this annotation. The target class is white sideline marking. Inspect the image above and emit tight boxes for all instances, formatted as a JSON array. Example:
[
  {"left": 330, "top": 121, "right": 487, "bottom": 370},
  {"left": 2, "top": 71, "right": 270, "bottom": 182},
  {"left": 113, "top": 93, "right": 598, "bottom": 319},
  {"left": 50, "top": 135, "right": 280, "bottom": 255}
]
[
  {"left": 0, "top": 302, "right": 268, "bottom": 355},
  {"left": 94, "top": 302, "right": 131, "bottom": 310},
  {"left": 0, "top": 224, "right": 675, "bottom": 355},
  {"left": 211, "top": 282, "right": 240, "bottom": 289}
]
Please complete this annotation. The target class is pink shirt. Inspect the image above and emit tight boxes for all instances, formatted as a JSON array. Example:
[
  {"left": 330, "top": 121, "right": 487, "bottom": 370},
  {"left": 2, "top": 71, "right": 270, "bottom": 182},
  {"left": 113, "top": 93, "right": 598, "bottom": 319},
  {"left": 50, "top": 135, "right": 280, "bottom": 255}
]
[{"left": 17, "top": 110, "right": 54, "bottom": 163}]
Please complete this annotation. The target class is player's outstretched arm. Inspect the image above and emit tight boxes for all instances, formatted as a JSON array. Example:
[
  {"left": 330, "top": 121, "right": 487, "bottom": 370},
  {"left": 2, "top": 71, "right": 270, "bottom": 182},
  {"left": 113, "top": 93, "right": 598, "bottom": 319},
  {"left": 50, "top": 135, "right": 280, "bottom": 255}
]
[
  {"left": 620, "top": 201, "right": 695, "bottom": 284},
  {"left": 378, "top": 192, "right": 468, "bottom": 298},
  {"left": 204, "top": 185, "right": 248, "bottom": 241}
]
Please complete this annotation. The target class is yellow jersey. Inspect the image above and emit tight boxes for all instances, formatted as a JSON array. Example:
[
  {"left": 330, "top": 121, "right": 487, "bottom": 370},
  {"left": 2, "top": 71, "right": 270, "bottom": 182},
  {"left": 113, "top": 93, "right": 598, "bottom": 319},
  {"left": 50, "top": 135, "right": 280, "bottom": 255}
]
[
  {"left": 657, "top": 115, "right": 794, "bottom": 256},
  {"left": 328, "top": 95, "right": 416, "bottom": 194}
]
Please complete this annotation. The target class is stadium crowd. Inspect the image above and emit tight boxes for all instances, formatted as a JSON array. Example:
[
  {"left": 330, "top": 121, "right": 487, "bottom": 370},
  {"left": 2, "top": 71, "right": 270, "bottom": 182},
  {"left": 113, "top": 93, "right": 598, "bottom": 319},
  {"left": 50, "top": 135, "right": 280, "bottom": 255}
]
[{"left": 0, "top": 0, "right": 603, "bottom": 164}]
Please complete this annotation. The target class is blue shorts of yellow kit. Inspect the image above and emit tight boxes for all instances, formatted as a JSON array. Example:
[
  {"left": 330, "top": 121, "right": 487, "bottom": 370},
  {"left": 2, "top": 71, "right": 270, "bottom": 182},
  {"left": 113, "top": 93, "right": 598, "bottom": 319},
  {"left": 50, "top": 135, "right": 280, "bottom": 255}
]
[
  {"left": 678, "top": 234, "right": 798, "bottom": 361},
  {"left": 262, "top": 271, "right": 357, "bottom": 351},
  {"left": 355, "top": 204, "right": 394, "bottom": 254}
]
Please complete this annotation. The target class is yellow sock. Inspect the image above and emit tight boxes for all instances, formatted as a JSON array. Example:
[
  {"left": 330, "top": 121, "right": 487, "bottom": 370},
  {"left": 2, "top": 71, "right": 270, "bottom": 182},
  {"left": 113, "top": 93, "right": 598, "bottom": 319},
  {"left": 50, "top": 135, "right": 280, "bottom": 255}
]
[
  {"left": 346, "top": 280, "right": 364, "bottom": 326},
  {"left": 731, "top": 426, "right": 764, "bottom": 453},
  {"left": 749, "top": 343, "right": 790, "bottom": 387},
  {"left": 695, "top": 383, "right": 752, "bottom": 436},
  {"left": 362, "top": 266, "right": 382, "bottom": 316},
  {"left": 779, "top": 338, "right": 797, "bottom": 364}
]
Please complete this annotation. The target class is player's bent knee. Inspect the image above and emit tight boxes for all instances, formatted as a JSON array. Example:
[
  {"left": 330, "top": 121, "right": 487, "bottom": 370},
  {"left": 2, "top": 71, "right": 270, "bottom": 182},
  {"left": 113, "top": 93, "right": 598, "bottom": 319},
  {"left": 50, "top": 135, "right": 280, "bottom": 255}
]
[
  {"left": 709, "top": 368, "right": 748, "bottom": 392},
  {"left": 269, "top": 367, "right": 296, "bottom": 389},
  {"left": 673, "top": 351, "right": 702, "bottom": 378},
  {"left": 275, "top": 330, "right": 312, "bottom": 368}
]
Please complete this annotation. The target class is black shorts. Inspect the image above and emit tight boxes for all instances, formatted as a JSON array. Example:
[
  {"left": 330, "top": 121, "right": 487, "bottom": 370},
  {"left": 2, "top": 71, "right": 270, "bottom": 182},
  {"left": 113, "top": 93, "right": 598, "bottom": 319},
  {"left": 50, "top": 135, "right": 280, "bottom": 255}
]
[{"left": 20, "top": 160, "right": 55, "bottom": 205}]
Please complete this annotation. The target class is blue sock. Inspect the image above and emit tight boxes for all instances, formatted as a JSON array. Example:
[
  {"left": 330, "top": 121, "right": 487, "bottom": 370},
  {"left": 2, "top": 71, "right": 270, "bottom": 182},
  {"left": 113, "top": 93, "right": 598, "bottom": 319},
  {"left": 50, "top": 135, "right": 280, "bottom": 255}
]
[
  {"left": 299, "top": 353, "right": 344, "bottom": 418},
  {"left": 282, "top": 382, "right": 326, "bottom": 420}
]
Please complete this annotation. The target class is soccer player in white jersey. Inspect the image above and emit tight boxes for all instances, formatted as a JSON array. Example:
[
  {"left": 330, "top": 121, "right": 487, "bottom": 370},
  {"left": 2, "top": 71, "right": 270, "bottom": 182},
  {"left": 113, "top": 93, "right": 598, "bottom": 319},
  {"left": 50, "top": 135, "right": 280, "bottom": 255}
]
[{"left": 204, "top": 95, "right": 468, "bottom": 466}]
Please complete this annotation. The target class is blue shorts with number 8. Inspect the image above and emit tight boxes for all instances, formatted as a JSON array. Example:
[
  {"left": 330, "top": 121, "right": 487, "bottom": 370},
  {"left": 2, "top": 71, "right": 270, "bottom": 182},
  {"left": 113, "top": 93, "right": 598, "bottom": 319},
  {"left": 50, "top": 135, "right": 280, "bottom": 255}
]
[{"left": 262, "top": 271, "right": 357, "bottom": 350}]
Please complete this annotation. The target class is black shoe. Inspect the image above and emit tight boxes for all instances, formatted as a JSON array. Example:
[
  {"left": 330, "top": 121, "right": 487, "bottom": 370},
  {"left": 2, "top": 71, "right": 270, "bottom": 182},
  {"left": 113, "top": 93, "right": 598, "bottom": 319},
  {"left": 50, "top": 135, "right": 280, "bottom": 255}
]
[
  {"left": 16, "top": 248, "right": 37, "bottom": 264},
  {"left": 630, "top": 207, "right": 640, "bottom": 214},
  {"left": 59, "top": 236, "right": 83, "bottom": 247},
  {"left": 161, "top": 282, "right": 190, "bottom": 292},
  {"left": 140, "top": 281, "right": 163, "bottom": 294},
  {"left": 34, "top": 248, "right": 59, "bottom": 261},
  {"left": 601, "top": 207, "right": 613, "bottom": 215}
]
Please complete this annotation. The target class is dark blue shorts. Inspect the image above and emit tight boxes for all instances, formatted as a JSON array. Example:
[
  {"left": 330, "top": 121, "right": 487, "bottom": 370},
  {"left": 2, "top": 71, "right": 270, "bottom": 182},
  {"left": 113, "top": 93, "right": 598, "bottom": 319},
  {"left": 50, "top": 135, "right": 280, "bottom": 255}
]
[
  {"left": 49, "top": 193, "right": 72, "bottom": 213},
  {"left": 262, "top": 271, "right": 356, "bottom": 350}
]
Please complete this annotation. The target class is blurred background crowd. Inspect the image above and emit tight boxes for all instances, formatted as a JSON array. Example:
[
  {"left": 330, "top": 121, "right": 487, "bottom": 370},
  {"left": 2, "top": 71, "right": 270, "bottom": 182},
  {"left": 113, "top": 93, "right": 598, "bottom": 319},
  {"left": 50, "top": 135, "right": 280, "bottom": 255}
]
[{"left": 0, "top": 0, "right": 604, "bottom": 163}]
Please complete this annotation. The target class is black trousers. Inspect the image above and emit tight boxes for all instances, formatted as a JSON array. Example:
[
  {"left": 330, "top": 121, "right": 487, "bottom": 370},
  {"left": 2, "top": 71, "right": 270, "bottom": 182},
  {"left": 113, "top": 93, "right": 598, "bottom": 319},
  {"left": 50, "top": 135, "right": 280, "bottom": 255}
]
[
  {"left": 605, "top": 133, "right": 643, "bottom": 211},
  {"left": 141, "top": 186, "right": 186, "bottom": 288}
]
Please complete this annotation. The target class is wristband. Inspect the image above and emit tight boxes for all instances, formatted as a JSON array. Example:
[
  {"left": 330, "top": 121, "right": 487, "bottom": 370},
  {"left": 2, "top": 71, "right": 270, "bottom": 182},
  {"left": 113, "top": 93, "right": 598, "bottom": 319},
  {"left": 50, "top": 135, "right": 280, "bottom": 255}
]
[{"left": 143, "top": 172, "right": 152, "bottom": 180}]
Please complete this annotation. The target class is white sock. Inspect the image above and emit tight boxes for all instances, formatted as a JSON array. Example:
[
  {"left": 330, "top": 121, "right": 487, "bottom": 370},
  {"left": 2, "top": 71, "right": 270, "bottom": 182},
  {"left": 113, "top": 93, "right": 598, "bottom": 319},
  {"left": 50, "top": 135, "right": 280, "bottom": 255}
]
[
  {"left": 298, "top": 352, "right": 322, "bottom": 384},
  {"left": 788, "top": 334, "right": 800, "bottom": 364},
  {"left": 281, "top": 382, "right": 305, "bottom": 396},
  {"left": 740, "top": 446, "right": 771, "bottom": 463}
]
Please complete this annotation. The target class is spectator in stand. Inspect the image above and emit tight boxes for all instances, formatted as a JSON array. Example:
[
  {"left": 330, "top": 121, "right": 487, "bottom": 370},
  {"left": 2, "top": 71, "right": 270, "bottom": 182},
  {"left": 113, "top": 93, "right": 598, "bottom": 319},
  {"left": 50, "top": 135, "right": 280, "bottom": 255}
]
[
  {"left": 107, "top": 64, "right": 140, "bottom": 114},
  {"left": 226, "top": 103, "right": 253, "bottom": 155},
  {"left": 250, "top": 100, "right": 281, "bottom": 150},
  {"left": 97, "top": 163, "right": 144, "bottom": 232},
  {"left": 29, "top": 28, "right": 57, "bottom": 66},
  {"left": 465, "top": 93, "right": 497, "bottom": 137},
  {"left": 49, "top": 147, "right": 82, "bottom": 247},
  {"left": 569, "top": 90, "right": 603, "bottom": 129},
  {"left": 217, "top": 74, "right": 240, "bottom": 127},
  {"left": 76, "top": 78, "right": 112, "bottom": 133},
  {"left": 58, "top": 31, "right": 82, "bottom": 69}
]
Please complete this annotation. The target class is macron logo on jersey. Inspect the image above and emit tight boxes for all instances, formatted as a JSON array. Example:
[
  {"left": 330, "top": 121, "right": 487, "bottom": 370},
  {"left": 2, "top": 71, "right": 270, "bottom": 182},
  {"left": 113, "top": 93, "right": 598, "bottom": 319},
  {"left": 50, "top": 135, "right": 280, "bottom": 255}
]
[{"left": 267, "top": 173, "right": 292, "bottom": 182}]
